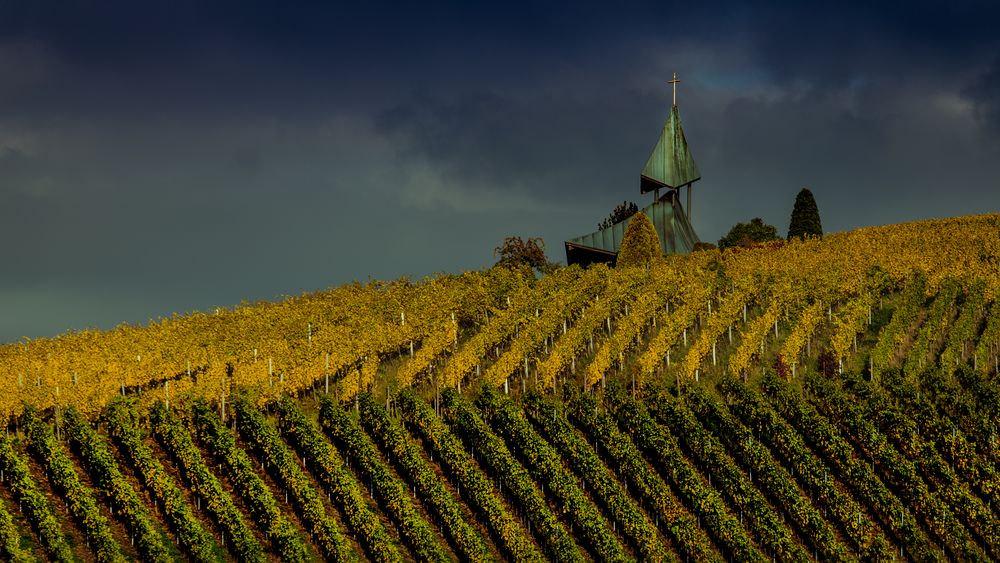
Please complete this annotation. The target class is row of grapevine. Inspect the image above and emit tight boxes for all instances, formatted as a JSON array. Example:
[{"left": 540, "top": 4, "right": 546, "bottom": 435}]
[
  {"left": 682, "top": 283, "right": 757, "bottom": 380},
  {"left": 809, "top": 376, "right": 990, "bottom": 560},
  {"left": 939, "top": 281, "right": 987, "bottom": 377},
  {"left": 649, "top": 392, "right": 808, "bottom": 562},
  {"left": 760, "top": 377, "right": 938, "bottom": 561},
  {"left": 397, "top": 389, "right": 543, "bottom": 561},
  {"left": 358, "top": 394, "right": 491, "bottom": 560},
  {"left": 319, "top": 397, "right": 450, "bottom": 562},
  {"left": 844, "top": 376, "right": 1000, "bottom": 558},
  {"left": 634, "top": 279, "right": 712, "bottom": 379},
  {"left": 538, "top": 267, "right": 650, "bottom": 388},
  {"left": 902, "top": 279, "right": 959, "bottom": 376},
  {"left": 0, "top": 436, "right": 73, "bottom": 561},
  {"left": 0, "top": 495, "right": 32, "bottom": 563},
  {"left": 440, "top": 267, "right": 587, "bottom": 389},
  {"left": 441, "top": 388, "right": 582, "bottom": 561},
  {"left": 477, "top": 388, "right": 631, "bottom": 562},
  {"left": 829, "top": 292, "right": 875, "bottom": 366},
  {"left": 232, "top": 399, "right": 355, "bottom": 561},
  {"left": 22, "top": 407, "right": 125, "bottom": 563},
  {"left": 778, "top": 301, "right": 825, "bottom": 375},
  {"left": 728, "top": 300, "right": 783, "bottom": 378},
  {"left": 869, "top": 274, "right": 926, "bottom": 379},
  {"left": 682, "top": 386, "right": 852, "bottom": 562},
  {"left": 273, "top": 398, "right": 401, "bottom": 562},
  {"left": 485, "top": 264, "right": 607, "bottom": 390},
  {"left": 103, "top": 400, "right": 220, "bottom": 561},
  {"left": 521, "top": 393, "right": 669, "bottom": 562},
  {"left": 973, "top": 299, "right": 1000, "bottom": 376},
  {"left": 566, "top": 393, "right": 721, "bottom": 562},
  {"left": 63, "top": 407, "right": 173, "bottom": 562},
  {"left": 879, "top": 372, "right": 1000, "bottom": 512},
  {"left": 606, "top": 389, "right": 767, "bottom": 563},
  {"left": 190, "top": 402, "right": 307, "bottom": 561},
  {"left": 585, "top": 262, "right": 683, "bottom": 389},
  {"left": 717, "top": 377, "right": 891, "bottom": 557},
  {"left": 148, "top": 403, "right": 265, "bottom": 562},
  {"left": 394, "top": 320, "right": 457, "bottom": 388}
]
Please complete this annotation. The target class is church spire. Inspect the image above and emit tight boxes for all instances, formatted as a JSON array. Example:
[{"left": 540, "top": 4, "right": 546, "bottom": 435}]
[{"left": 639, "top": 75, "right": 700, "bottom": 194}]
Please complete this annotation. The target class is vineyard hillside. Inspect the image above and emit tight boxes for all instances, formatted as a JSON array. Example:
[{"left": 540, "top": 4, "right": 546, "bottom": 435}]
[{"left": 0, "top": 213, "right": 998, "bottom": 561}]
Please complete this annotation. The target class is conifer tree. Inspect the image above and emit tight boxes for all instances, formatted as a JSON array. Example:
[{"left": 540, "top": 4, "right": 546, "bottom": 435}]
[
  {"left": 617, "top": 212, "right": 661, "bottom": 267},
  {"left": 787, "top": 188, "right": 823, "bottom": 240}
]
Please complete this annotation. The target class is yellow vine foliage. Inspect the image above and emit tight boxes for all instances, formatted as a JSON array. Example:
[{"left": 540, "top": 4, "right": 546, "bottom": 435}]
[{"left": 1, "top": 213, "right": 998, "bottom": 419}]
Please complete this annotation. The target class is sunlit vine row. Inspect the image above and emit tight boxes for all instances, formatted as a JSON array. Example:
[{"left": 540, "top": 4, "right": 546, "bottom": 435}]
[
  {"left": 477, "top": 389, "right": 630, "bottom": 562},
  {"left": 103, "top": 400, "right": 220, "bottom": 562},
  {"left": 319, "top": 397, "right": 450, "bottom": 562},
  {"left": 149, "top": 403, "right": 265, "bottom": 562},
  {"left": 63, "top": 407, "right": 173, "bottom": 563},
  {"left": 522, "top": 393, "right": 668, "bottom": 562},
  {"left": 718, "top": 377, "right": 891, "bottom": 558},
  {"left": 273, "top": 397, "right": 400, "bottom": 562},
  {"left": 23, "top": 407, "right": 125, "bottom": 563},
  {"left": 191, "top": 402, "right": 307, "bottom": 561},
  {"left": 358, "top": 394, "right": 491, "bottom": 561},
  {"left": 0, "top": 436, "right": 74, "bottom": 562},
  {"left": 441, "top": 388, "right": 582, "bottom": 561}
]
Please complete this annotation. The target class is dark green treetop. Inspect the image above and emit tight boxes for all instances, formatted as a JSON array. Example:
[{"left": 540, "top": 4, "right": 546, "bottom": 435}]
[
  {"left": 718, "top": 218, "right": 779, "bottom": 249},
  {"left": 787, "top": 188, "right": 823, "bottom": 240}
]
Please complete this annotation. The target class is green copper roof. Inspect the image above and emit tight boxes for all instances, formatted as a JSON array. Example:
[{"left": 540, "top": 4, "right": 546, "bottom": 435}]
[
  {"left": 565, "top": 197, "right": 699, "bottom": 260},
  {"left": 640, "top": 105, "right": 701, "bottom": 193}
]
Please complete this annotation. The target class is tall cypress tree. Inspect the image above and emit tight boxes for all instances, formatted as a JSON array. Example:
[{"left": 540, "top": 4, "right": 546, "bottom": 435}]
[{"left": 787, "top": 188, "right": 823, "bottom": 240}]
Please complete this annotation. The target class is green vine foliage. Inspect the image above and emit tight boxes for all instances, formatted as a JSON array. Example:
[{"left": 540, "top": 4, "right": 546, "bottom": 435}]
[
  {"left": 0, "top": 494, "right": 33, "bottom": 563},
  {"left": 807, "top": 375, "right": 985, "bottom": 561},
  {"left": 0, "top": 437, "right": 61, "bottom": 562},
  {"left": 274, "top": 397, "right": 400, "bottom": 562},
  {"left": 567, "top": 392, "right": 721, "bottom": 563},
  {"left": 319, "top": 396, "right": 449, "bottom": 562},
  {"left": 149, "top": 402, "right": 265, "bottom": 563},
  {"left": 358, "top": 394, "right": 491, "bottom": 561},
  {"left": 476, "top": 388, "right": 631, "bottom": 562},
  {"left": 607, "top": 388, "right": 767, "bottom": 563},
  {"left": 63, "top": 407, "right": 173, "bottom": 563},
  {"left": 191, "top": 402, "right": 307, "bottom": 562},
  {"left": 103, "top": 400, "right": 221, "bottom": 563},
  {"left": 681, "top": 386, "right": 851, "bottom": 562},
  {"left": 521, "top": 393, "right": 667, "bottom": 562},
  {"left": 760, "top": 376, "right": 937, "bottom": 561},
  {"left": 232, "top": 398, "right": 355, "bottom": 562},
  {"left": 441, "top": 388, "right": 583, "bottom": 561},
  {"left": 717, "top": 377, "right": 891, "bottom": 558},
  {"left": 398, "top": 389, "right": 543, "bottom": 562},
  {"left": 22, "top": 406, "right": 125, "bottom": 563},
  {"left": 649, "top": 392, "right": 809, "bottom": 562}
]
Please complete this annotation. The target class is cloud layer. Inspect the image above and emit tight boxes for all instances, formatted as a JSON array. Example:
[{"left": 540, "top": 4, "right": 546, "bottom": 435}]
[{"left": 2, "top": 1, "right": 999, "bottom": 341}]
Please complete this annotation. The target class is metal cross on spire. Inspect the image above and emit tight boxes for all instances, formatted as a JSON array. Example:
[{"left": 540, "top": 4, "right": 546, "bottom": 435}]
[{"left": 668, "top": 72, "right": 680, "bottom": 106}]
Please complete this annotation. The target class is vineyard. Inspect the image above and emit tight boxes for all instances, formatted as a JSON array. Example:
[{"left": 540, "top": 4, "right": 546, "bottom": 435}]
[{"left": 0, "top": 213, "right": 999, "bottom": 561}]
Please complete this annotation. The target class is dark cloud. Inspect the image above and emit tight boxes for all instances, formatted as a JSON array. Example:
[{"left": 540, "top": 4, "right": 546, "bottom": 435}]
[
  {"left": 374, "top": 89, "right": 666, "bottom": 204},
  {"left": 2, "top": 1, "right": 1000, "bottom": 342},
  {"left": 965, "top": 56, "right": 1000, "bottom": 134}
]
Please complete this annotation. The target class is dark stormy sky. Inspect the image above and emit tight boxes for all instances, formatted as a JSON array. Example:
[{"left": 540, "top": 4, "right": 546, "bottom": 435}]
[{"left": 3, "top": 1, "right": 1000, "bottom": 342}]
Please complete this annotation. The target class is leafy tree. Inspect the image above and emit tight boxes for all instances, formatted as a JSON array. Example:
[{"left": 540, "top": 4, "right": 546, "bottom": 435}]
[
  {"left": 494, "top": 236, "right": 556, "bottom": 274},
  {"left": 616, "top": 213, "right": 661, "bottom": 267},
  {"left": 598, "top": 201, "right": 639, "bottom": 230},
  {"left": 718, "top": 217, "right": 779, "bottom": 249},
  {"left": 692, "top": 241, "right": 717, "bottom": 252},
  {"left": 787, "top": 188, "right": 823, "bottom": 240}
]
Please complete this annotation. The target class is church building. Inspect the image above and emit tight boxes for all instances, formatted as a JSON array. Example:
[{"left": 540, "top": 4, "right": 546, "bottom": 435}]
[{"left": 565, "top": 74, "right": 702, "bottom": 266}]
